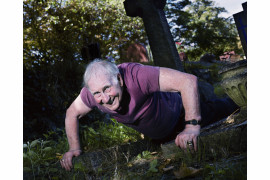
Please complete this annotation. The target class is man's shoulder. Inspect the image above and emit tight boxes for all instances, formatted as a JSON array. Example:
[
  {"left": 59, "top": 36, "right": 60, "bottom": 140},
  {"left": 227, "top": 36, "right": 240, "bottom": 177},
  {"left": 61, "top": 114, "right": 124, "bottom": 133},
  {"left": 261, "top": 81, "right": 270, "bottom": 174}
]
[
  {"left": 118, "top": 62, "right": 158, "bottom": 73},
  {"left": 117, "top": 62, "right": 142, "bottom": 69}
]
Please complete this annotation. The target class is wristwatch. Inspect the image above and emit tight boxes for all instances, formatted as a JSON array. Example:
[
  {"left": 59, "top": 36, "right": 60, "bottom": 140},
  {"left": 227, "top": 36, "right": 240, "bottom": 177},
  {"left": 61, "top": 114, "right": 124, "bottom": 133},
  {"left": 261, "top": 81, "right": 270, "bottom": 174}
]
[{"left": 185, "top": 119, "right": 201, "bottom": 125}]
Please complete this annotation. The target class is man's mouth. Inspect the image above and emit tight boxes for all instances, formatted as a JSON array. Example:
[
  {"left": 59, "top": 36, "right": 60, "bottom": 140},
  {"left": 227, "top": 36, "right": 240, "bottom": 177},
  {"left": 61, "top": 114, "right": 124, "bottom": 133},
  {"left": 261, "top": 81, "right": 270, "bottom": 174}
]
[{"left": 107, "top": 97, "right": 115, "bottom": 105}]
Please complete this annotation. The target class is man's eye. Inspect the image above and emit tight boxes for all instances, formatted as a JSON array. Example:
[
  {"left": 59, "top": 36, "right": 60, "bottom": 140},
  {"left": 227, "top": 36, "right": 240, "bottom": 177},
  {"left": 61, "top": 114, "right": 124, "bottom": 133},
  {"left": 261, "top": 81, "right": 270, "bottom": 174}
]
[
  {"left": 105, "top": 86, "right": 111, "bottom": 93},
  {"left": 94, "top": 92, "right": 101, "bottom": 97}
]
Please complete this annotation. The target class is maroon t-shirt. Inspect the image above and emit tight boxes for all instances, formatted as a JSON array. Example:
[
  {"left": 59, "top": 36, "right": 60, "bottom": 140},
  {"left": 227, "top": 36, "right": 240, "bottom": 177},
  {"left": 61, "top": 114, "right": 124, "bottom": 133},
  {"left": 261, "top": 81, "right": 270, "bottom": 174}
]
[{"left": 80, "top": 63, "right": 183, "bottom": 139}]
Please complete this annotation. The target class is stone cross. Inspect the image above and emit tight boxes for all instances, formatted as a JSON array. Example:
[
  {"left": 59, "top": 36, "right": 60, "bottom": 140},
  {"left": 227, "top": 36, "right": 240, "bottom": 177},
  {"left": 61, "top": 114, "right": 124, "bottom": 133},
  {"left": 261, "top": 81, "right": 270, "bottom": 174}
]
[
  {"left": 233, "top": 2, "right": 247, "bottom": 57},
  {"left": 123, "top": 0, "right": 184, "bottom": 72}
]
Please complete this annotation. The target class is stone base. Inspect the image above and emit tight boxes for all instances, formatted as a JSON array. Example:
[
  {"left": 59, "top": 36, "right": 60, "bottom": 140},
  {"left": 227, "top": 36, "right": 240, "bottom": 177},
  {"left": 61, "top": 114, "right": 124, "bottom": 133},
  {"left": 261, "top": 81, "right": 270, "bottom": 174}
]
[
  {"left": 161, "top": 118, "right": 247, "bottom": 160},
  {"left": 57, "top": 139, "right": 160, "bottom": 179},
  {"left": 234, "top": 106, "right": 247, "bottom": 123}
]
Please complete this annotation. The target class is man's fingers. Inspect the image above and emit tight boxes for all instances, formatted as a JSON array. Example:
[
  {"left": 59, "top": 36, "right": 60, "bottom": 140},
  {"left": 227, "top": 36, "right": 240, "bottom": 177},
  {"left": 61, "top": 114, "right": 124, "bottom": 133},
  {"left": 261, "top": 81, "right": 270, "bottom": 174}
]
[
  {"left": 60, "top": 158, "right": 72, "bottom": 171},
  {"left": 175, "top": 135, "right": 181, "bottom": 147},
  {"left": 176, "top": 134, "right": 188, "bottom": 150},
  {"left": 66, "top": 158, "right": 73, "bottom": 169}
]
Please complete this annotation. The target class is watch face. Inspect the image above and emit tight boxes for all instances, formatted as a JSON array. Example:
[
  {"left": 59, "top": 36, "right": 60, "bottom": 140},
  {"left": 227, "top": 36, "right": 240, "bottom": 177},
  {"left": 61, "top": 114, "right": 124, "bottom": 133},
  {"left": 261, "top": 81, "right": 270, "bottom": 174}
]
[{"left": 191, "top": 120, "right": 197, "bottom": 125}]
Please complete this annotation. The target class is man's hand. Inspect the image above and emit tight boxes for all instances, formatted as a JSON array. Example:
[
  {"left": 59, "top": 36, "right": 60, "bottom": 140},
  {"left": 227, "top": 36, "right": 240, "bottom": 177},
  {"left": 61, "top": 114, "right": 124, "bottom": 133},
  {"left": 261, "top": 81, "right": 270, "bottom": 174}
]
[
  {"left": 60, "top": 150, "right": 82, "bottom": 171},
  {"left": 175, "top": 125, "right": 200, "bottom": 151}
]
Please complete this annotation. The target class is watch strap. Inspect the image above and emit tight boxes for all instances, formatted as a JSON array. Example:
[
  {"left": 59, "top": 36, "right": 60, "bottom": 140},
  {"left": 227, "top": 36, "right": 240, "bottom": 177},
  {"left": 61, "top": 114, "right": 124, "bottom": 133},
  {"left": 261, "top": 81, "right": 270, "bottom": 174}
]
[{"left": 185, "top": 119, "right": 201, "bottom": 125}]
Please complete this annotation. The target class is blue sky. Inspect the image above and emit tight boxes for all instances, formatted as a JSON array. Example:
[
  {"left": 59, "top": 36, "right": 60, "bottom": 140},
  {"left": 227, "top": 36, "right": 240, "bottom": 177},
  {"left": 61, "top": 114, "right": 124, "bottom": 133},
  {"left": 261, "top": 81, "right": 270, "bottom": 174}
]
[{"left": 212, "top": 0, "right": 247, "bottom": 18}]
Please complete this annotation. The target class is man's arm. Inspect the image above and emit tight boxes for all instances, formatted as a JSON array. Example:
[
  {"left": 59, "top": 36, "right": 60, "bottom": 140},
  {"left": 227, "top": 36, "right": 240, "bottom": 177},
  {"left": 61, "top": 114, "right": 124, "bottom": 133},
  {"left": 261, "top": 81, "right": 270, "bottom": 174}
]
[
  {"left": 159, "top": 67, "right": 201, "bottom": 151},
  {"left": 60, "top": 95, "right": 91, "bottom": 171}
]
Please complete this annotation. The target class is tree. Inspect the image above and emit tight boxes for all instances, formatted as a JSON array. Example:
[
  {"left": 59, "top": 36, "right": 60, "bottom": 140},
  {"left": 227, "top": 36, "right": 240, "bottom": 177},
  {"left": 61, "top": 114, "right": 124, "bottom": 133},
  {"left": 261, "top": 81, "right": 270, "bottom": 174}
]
[
  {"left": 166, "top": 0, "right": 244, "bottom": 61},
  {"left": 23, "top": 0, "right": 147, "bottom": 67}
]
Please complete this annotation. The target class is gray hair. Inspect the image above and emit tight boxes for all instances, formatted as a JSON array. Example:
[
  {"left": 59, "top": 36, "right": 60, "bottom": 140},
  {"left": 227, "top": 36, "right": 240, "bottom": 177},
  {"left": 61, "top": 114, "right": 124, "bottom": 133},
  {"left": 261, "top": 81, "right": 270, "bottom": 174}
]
[{"left": 83, "top": 58, "right": 119, "bottom": 89}]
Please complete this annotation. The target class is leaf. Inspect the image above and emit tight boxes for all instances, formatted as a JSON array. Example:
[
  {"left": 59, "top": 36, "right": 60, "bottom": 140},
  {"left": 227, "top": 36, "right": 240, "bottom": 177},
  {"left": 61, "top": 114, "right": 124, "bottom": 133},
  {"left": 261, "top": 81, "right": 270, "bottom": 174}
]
[
  {"left": 56, "top": 153, "right": 63, "bottom": 160},
  {"left": 150, "top": 152, "right": 158, "bottom": 155},
  {"left": 43, "top": 147, "right": 52, "bottom": 152},
  {"left": 173, "top": 164, "right": 203, "bottom": 179},
  {"left": 23, "top": 144, "right": 28, "bottom": 148},
  {"left": 148, "top": 159, "right": 158, "bottom": 173},
  {"left": 23, "top": 153, "right": 28, "bottom": 159},
  {"left": 42, "top": 140, "right": 50, "bottom": 145},
  {"left": 142, "top": 151, "right": 152, "bottom": 159},
  {"left": 163, "top": 166, "right": 174, "bottom": 172},
  {"left": 30, "top": 139, "right": 40, "bottom": 148},
  {"left": 28, "top": 150, "right": 36, "bottom": 157}
]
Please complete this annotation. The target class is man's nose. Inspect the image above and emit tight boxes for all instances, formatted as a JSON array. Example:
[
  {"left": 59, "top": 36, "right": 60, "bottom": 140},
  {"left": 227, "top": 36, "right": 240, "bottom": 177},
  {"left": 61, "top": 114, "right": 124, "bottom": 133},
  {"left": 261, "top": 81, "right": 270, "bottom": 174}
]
[{"left": 101, "top": 92, "right": 110, "bottom": 104}]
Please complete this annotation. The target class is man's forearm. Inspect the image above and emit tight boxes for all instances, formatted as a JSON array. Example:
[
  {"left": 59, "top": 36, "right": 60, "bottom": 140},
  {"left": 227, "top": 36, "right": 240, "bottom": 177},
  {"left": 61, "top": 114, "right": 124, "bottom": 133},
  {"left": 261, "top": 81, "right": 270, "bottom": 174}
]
[
  {"left": 65, "top": 114, "right": 81, "bottom": 151},
  {"left": 181, "top": 75, "right": 201, "bottom": 121}
]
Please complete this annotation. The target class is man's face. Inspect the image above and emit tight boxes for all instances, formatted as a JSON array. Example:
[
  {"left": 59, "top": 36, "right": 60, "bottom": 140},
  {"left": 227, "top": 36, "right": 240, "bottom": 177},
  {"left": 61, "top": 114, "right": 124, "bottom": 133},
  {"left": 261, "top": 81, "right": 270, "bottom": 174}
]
[{"left": 88, "top": 73, "right": 123, "bottom": 111}]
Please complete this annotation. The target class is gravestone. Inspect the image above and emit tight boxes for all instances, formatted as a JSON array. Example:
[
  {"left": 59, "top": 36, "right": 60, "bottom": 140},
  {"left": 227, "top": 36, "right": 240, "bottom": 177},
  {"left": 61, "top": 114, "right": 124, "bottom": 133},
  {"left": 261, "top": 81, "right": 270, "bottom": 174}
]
[
  {"left": 233, "top": 2, "right": 247, "bottom": 57},
  {"left": 123, "top": 0, "right": 184, "bottom": 71}
]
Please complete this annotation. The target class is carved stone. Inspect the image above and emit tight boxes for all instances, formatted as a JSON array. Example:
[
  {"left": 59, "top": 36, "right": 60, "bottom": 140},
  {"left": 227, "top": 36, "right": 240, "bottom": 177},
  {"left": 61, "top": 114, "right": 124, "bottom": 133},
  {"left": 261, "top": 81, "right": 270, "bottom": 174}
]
[
  {"left": 123, "top": 0, "right": 184, "bottom": 71},
  {"left": 219, "top": 60, "right": 247, "bottom": 122}
]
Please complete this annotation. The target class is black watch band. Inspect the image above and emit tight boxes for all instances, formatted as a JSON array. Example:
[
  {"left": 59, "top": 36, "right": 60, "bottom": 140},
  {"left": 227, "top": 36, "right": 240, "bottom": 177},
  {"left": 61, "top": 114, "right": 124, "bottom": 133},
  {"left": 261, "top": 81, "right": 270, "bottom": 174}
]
[{"left": 185, "top": 119, "right": 201, "bottom": 125}]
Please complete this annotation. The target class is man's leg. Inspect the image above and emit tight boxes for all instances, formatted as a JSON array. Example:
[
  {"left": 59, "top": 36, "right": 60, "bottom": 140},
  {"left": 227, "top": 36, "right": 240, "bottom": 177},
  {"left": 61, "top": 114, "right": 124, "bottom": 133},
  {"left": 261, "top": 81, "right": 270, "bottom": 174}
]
[
  {"left": 152, "top": 97, "right": 238, "bottom": 144},
  {"left": 200, "top": 97, "right": 239, "bottom": 127}
]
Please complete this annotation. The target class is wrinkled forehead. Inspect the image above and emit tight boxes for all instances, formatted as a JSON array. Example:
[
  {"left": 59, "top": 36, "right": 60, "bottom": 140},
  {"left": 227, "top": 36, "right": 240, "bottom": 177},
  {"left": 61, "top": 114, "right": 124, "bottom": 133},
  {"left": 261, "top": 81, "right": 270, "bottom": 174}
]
[{"left": 88, "top": 73, "right": 113, "bottom": 92}]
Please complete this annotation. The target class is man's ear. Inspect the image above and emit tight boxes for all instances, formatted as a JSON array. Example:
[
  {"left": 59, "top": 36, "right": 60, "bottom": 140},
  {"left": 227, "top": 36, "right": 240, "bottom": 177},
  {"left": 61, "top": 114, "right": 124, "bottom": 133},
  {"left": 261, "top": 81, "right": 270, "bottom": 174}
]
[{"left": 117, "top": 73, "right": 123, "bottom": 87}]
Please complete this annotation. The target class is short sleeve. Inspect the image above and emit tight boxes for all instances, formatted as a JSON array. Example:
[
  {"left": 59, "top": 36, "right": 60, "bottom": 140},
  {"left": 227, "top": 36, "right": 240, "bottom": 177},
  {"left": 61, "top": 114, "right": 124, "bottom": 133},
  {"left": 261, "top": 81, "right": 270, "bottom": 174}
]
[
  {"left": 80, "top": 87, "right": 97, "bottom": 109},
  {"left": 119, "top": 63, "right": 160, "bottom": 95}
]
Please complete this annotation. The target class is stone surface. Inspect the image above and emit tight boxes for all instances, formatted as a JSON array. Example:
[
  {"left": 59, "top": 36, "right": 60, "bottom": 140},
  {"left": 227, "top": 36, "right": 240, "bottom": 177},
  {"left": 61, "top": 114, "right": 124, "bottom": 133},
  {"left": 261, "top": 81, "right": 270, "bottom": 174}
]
[
  {"left": 219, "top": 60, "right": 247, "bottom": 122},
  {"left": 233, "top": 2, "right": 247, "bottom": 57},
  {"left": 58, "top": 139, "right": 160, "bottom": 179},
  {"left": 220, "top": 71, "right": 247, "bottom": 108},
  {"left": 219, "top": 60, "right": 247, "bottom": 79},
  {"left": 161, "top": 118, "right": 247, "bottom": 159}
]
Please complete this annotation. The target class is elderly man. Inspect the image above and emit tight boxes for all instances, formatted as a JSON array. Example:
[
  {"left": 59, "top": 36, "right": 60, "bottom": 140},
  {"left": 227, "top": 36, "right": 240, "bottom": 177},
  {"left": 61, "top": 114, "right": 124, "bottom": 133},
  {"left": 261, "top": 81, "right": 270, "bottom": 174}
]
[{"left": 60, "top": 59, "right": 238, "bottom": 171}]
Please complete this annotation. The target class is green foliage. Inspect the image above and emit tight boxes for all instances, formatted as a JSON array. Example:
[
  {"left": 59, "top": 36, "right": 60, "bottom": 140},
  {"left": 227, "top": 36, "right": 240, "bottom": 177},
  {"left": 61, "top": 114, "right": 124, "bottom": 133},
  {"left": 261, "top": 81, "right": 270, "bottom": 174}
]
[
  {"left": 80, "top": 118, "right": 142, "bottom": 151},
  {"left": 23, "top": 0, "right": 147, "bottom": 67},
  {"left": 23, "top": 129, "right": 68, "bottom": 179},
  {"left": 166, "top": 0, "right": 244, "bottom": 61},
  {"left": 23, "top": 119, "right": 141, "bottom": 179},
  {"left": 203, "top": 161, "right": 247, "bottom": 180},
  {"left": 134, "top": 150, "right": 153, "bottom": 161},
  {"left": 148, "top": 159, "right": 158, "bottom": 173}
]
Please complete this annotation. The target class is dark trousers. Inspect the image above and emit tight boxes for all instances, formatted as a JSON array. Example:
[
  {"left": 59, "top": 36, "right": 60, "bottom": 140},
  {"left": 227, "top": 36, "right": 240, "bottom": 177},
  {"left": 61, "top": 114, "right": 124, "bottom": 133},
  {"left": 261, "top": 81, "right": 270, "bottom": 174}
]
[{"left": 153, "top": 97, "right": 239, "bottom": 144}]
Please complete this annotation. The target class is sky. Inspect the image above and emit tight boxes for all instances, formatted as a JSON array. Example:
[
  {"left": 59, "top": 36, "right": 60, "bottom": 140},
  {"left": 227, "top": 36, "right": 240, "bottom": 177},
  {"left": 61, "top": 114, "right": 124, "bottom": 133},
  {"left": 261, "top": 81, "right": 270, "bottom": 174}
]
[{"left": 212, "top": 0, "right": 247, "bottom": 18}]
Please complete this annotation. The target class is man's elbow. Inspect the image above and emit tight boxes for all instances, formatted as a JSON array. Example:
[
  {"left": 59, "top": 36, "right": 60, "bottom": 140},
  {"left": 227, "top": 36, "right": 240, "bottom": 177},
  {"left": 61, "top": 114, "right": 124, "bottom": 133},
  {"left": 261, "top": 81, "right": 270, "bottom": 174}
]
[
  {"left": 66, "top": 105, "right": 86, "bottom": 120},
  {"left": 66, "top": 106, "right": 73, "bottom": 117},
  {"left": 66, "top": 106, "right": 78, "bottom": 121},
  {"left": 188, "top": 74, "right": 198, "bottom": 87}
]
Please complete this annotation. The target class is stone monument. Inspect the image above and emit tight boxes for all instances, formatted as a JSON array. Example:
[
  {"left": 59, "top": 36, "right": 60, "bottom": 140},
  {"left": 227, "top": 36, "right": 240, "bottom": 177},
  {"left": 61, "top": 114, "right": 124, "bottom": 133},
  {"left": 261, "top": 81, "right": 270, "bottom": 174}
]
[
  {"left": 123, "top": 0, "right": 184, "bottom": 71},
  {"left": 233, "top": 2, "right": 247, "bottom": 57}
]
